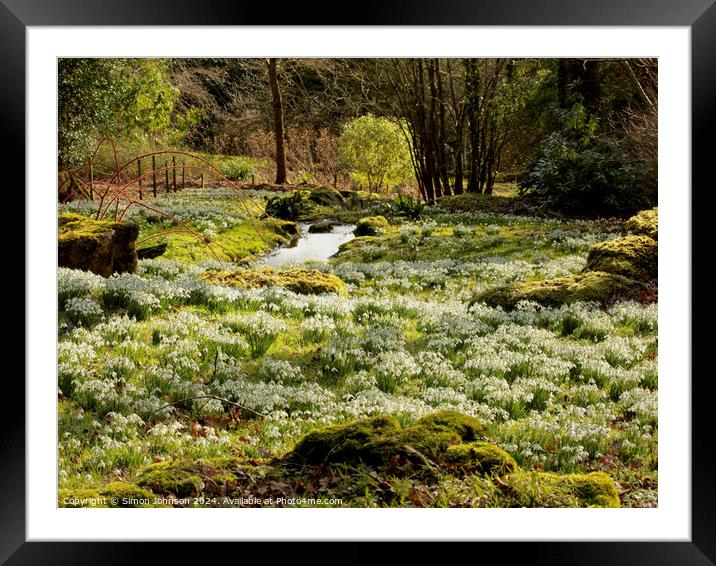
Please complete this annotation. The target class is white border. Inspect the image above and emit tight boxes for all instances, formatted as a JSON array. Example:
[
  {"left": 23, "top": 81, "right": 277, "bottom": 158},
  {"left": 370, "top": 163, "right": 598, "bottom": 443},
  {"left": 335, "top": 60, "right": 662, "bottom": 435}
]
[{"left": 27, "top": 26, "right": 691, "bottom": 541}]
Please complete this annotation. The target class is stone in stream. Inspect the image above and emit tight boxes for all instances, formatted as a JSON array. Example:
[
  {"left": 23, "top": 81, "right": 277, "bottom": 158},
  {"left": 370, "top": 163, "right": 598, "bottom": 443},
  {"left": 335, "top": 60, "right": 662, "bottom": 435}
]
[
  {"left": 58, "top": 213, "right": 139, "bottom": 277},
  {"left": 308, "top": 220, "right": 337, "bottom": 233}
]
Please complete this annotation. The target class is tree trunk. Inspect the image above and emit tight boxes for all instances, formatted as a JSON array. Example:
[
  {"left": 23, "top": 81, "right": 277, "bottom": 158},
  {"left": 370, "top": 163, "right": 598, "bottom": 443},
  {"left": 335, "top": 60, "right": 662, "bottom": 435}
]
[{"left": 267, "top": 58, "right": 287, "bottom": 185}]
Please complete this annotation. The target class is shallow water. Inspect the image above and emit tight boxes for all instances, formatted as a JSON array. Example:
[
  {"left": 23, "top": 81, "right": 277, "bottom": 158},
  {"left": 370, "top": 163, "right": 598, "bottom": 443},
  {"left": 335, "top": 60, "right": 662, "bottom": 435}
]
[{"left": 262, "top": 222, "right": 356, "bottom": 266}]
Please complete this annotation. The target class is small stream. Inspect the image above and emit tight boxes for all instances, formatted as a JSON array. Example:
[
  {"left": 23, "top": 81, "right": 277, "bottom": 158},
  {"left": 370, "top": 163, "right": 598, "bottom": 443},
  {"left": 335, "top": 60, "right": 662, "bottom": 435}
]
[{"left": 262, "top": 222, "right": 356, "bottom": 266}]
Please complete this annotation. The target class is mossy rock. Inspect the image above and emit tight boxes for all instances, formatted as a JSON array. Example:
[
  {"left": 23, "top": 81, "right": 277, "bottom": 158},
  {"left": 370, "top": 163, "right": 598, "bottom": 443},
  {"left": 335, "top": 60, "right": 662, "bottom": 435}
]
[
  {"left": 504, "top": 471, "right": 620, "bottom": 508},
  {"left": 137, "top": 457, "right": 241, "bottom": 500},
  {"left": 58, "top": 213, "right": 139, "bottom": 277},
  {"left": 273, "top": 219, "right": 301, "bottom": 236},
  {"left": 624, "top": 207, "right": 658, "bottom": 240},
  {"left": 308, "top": 220, "right": 337, "bottom": 233},
  {"left": 414, "top": 410, "right": 487, "bottom": 441},
  {"left": 290, "top": 415, "right": 401, "bottom": 466},
  {"left": 288, "top": 410, "right": 497, "bottom": 475},
  {"left": 444, "top": 441, "right": 517, "bottom": 476},
  {"left": 585, "top": 234, "right": 657, "bottom": 280},
  {"left": 473, "top": 271, "right": 642, "bottom": 310},
  {"left": 355, "top": 216, "right": 389, "bottom": 236},
  {"left": 202, "top": 267, "right": 347, "bottom": 296},
  {"left": 308, "top": 186, "right": 345, "bottom": 206}
]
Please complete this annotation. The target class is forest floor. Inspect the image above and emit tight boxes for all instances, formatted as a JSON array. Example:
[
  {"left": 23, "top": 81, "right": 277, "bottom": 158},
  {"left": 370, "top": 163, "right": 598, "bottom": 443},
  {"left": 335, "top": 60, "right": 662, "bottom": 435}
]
[{"left": 57, "top": 186, "right": 657, "bottom": 508}]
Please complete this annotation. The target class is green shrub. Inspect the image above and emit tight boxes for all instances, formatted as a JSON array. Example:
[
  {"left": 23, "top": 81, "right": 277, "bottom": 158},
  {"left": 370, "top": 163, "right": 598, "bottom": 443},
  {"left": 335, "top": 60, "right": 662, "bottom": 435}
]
[
  {"left": 339, "top": 114, "right": 413, "bottom": 192},
  {"left": 393, "top": 189, "right": 424, "bottom": 220},
  {"left": 218, "top": 157, "right": 256, "bottom": 181},
  {"left": 520, "top": 105, "right": 653, "bottom": 216}
]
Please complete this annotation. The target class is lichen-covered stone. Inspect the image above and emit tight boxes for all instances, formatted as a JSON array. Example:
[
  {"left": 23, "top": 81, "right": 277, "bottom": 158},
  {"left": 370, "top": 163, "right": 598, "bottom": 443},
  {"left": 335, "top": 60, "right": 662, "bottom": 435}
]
[
  {"left": 504, "top": 471, "right": 620, "bottom": 508},
  {"left": 58, "top": 213, "right": 139, "bottom": 277},
  {"left": 308, "top": 220, "right": 337, "bottom": 233},
  {"left": 202, "top": 267, "right": 347, "bottom": 296},
  {"left": 624, "top": 207, "right": 658, "bottom": 240},
  {"left": 444, "top": 441, "right": 518, "bottom": 476},
  {"left": 355, "top": 216, "right": 389, "bottom": 236},
  {"left": 585, "top": 234, "right": 657, "bottom": 280},
  {"left": 473, "top": 271, "right": 642, "bottom": 310}
]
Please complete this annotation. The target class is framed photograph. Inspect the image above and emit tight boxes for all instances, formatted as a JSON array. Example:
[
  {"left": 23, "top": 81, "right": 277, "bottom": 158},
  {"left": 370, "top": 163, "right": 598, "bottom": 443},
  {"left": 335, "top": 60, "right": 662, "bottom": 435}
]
[{"left": 11, "top": 0, "right": 713, "bottom": 561}]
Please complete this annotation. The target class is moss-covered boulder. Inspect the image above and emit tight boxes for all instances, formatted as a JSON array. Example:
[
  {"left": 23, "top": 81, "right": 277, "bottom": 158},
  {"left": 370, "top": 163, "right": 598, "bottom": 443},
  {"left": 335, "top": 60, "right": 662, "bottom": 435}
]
[
  {"left": 624, "top": 207, "right": 658, "bottom": 240},
  {"left": 308, "top": 220, "right": 337, "bottom": 233},
  {"left": 444, "top": 442, "right": 518, "bottom": 476},
  {"left": 288, "top": 410, "right": 501, "bottom": 476},
  {"left": 473, "top": 271, "right": 642, "bottom": 310},
  {"left": 58, "top": 213, "right": 139, "bottom": 277},
  {"left": 137, "top": 459, "right": 207, "bottom": 497},
  {"left": 202, "top": 267, "right": 347, "bottom": 296},
  {"left": 355, "top": 215, "right": 389, "bottom": 236},
  {"left": 308, "top": 186, "right": 345, "bottom": 206},
  {"left": 585, "top": 234, "right": 657, "bottom": 280},
  {"left": 290, "top": 415, "right": 401, "bottom": 466},
  {"left": 503, "top": 471, "right": 620, "bottom": 508}
]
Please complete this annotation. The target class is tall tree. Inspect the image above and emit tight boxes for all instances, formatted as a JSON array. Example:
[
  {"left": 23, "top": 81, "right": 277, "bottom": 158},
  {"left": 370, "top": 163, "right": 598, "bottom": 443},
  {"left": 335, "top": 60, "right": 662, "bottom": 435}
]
[{"left": 267, "top": 58, "right": 287, "bottom": 184}]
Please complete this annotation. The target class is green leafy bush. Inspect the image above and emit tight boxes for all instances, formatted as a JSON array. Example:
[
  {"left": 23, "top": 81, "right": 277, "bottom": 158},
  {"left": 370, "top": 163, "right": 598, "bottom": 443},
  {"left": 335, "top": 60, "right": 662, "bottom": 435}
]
[
  {"left": 393, "top": 189, "right": 424, "bottom": 220},
  {"left": 339, "top": 114, "right": 413, "bottom": 192},
  {"left": 520, "top": 104, "right": 653, "bottom": 216},
  {"left": 217, "top": 157, "right": 256, "bottom": 181}
]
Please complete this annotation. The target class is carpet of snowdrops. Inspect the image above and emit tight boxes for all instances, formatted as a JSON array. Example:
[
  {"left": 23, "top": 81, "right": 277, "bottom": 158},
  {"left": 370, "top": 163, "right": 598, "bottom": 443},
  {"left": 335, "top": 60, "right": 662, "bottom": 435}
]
[{"left": 58, "top": 189, "right": 658, "bottom": 507}]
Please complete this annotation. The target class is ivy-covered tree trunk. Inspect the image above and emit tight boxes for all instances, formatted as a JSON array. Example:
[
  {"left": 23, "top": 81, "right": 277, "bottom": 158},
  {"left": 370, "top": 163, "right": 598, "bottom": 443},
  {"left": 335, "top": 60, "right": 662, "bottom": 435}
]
[{"left": 267, "top": 58, "right": 287, "bottom": 185}]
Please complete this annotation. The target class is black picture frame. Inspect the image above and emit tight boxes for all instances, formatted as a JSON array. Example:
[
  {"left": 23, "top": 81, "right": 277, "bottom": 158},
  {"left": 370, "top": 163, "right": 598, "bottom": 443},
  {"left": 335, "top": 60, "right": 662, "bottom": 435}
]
[{"left": 8, "top": 0, "right": 714, "bottom": 562}]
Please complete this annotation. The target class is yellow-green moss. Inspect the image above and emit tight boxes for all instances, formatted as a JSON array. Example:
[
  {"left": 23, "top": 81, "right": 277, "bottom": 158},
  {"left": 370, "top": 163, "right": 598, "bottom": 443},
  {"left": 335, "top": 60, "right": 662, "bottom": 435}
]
[
  {"left": 586, "top": 234, "right": 657, "bottom": 280},
  {"left": 202, "top": 267, "right": 347, "bottom": 296},
  {"left": 473, "top": 271, "right": 642, "bottom": 310},
  {"left": 308, "top": 186, "right": 345, "bottom": 206},
  {"left": 624, "top": 207, "right": 658, "bottom": 240},
  {"left": 137, "top": 457, "right": 247, "bottom": 500},
  {"left": 355, "top": 216, "right": 389, "bottom": 236},
  {"left": 137, "top": 459, "right": 205, "bottom": 497},
  {"left": 504, "top": 471, "right": 620, "bottom": 508},
  {"left": 290, "top": 415, "right": 401, "bottom": 465},
  {"left": 444, "top": 441, "right": 517, "bottom": 476},
  {"left": 414, "top": 410, "right": 487, "bottom": 441},
  {"left": 58, "top": 212, "right": 139, "bottom": 276},
  {"left": 288, "top": 410, "right": 491, "bottom": 472}
]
